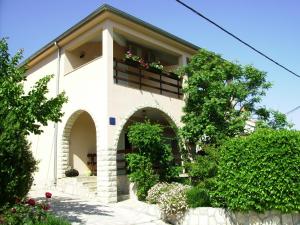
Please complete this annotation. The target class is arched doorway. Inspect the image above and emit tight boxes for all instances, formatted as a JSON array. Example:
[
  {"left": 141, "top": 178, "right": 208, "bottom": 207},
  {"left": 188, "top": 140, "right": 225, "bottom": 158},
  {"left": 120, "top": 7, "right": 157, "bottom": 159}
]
[
  {"left": 116, "top": 107, "right": 181, "bottom": 200},
  {"left": 62, "top": 111, "right": 97, "bottom": 176}
]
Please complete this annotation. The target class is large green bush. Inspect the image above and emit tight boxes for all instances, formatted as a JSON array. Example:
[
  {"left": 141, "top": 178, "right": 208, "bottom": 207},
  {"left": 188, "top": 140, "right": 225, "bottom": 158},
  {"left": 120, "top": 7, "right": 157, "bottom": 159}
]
[
  {"left": 214, "top": 129, "right": 300, "bottom": 212},
  {"left": 0, "top": 134, "right": 37, "bottom": 206},
  {"left": 126, "top": 121, "right": 179, "bottom": 200}
]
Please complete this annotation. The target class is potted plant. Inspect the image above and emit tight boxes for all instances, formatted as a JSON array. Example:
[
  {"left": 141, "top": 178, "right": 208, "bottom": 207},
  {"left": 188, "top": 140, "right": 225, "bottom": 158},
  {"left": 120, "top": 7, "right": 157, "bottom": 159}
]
[
  {"left": 65, "top": 168, "right": 79, "bottom": 177},
  {"left": 147, "top": 61, "right": 164, "bottom": 74},
  {"left": 123, "top": 50, "right": 141, "bottom": 67}
]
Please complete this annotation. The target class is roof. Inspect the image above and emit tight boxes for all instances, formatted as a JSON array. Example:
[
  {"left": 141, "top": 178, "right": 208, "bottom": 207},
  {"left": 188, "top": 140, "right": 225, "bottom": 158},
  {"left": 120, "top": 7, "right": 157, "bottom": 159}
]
[{"left": 23, "top": 4, "right": 200, "bottom": 66}]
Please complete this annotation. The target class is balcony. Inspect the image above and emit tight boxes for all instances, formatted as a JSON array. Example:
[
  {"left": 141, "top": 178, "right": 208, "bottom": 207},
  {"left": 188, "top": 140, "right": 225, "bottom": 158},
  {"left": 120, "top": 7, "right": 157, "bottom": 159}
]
[{"left": 113, "top": 59, "right": 183, "bottom": 99}]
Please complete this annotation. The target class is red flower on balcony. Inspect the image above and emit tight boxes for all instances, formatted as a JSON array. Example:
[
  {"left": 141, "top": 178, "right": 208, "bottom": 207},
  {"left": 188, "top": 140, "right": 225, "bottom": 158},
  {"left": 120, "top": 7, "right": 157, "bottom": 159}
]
[
  {"left": 45, "top": 192, "right": 52, "bottom": 199},
  {"left": 139, "top": 59, "right": 149, "bottom": 69}
]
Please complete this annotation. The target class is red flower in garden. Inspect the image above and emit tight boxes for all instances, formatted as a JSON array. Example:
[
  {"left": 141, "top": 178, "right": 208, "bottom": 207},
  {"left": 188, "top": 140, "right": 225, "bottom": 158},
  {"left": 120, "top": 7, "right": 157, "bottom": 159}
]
[
  {"left": 45, "top": 192, "right": 52, "bottom": 198},
  {"left": 27, "top": 198, "right": 36, "bottom": 206}
]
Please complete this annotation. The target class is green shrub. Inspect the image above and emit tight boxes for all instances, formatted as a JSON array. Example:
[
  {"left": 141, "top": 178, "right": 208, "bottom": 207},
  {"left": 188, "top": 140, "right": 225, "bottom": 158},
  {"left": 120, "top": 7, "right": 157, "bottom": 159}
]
[
  {"left": 126, "top": 153, "right": 159, "bottom": 200},
  {"left": 125, "top": 121, "right": 180, "bottom": 200},
  {"left": 183, "top": 147, "right": 219, "bottom": 207},
  {"left": 214, "top": 129, "right": 300, "bottom": 212},
  {"left": 2, "top": 212, "right": 70, "bottom": 225},
  {"left": 127, "top": 121, "right": 179, "bottom": 181},
  {"left": 34, "top": 214, "right": 71, "bottom": 225},
  {"left": 0, "top": 192, "right": 70, "bottom": 225},
  {"left": 186, "top": 181, "right": 214, "bottom": 208},
  {"left": 0, "top": 134, "right": 37, "bottom": 205},
  {"left": 185, "top": 147, "right": 219, "bottom": 185}
]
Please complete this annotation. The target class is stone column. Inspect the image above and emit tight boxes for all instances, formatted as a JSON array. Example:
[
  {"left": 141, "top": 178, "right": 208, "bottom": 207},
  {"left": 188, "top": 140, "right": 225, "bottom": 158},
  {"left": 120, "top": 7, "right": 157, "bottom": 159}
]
[
  {"left": 96, "top": 21, "right": 117, "bottom": 203},
  {"left": 178, "top": 54, "right": 188, "bottom": 66},
  {"left": 178, "top": 54, "right": 188, "bottom": 102}
]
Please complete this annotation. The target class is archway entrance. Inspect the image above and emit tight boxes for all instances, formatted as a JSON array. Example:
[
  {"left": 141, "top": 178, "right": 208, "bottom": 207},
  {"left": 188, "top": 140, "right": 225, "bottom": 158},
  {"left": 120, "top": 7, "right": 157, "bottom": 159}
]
[
  {"left": 116, "top": 107, "right": 181, "bottom": 200},
  {"left": 67, "top": 111, "right": 97, "bottom": 176}
]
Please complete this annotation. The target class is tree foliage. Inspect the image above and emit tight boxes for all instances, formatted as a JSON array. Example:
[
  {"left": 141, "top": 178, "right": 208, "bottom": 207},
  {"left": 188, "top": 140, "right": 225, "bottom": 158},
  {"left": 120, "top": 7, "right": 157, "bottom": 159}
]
[
  {"left": 256, "top": 108, "right": 292, "bottom": 130},
  {"left": 179, "top": 49, "right": 292, "bottom": 208},
  {"left": 0, "top": 38, "right": 67, "bottom": 205},
  {"left": 214, "top": 129, "right": 300, "bottom": 212},
  {"left": 180, "top": 49, "right": 272, "bottom": 147}
]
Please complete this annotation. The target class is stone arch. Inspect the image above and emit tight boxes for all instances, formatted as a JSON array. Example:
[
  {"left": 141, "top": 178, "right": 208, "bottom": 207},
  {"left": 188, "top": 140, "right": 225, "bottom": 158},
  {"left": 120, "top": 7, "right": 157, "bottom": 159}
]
[
  {"left": 113, "top": 103, "right": 180, "bottom": 150},
  {"left": 60, "top": 109, "right": 98, "bottom": 177},
  {"left": 114, "top": 103, "right": 181, "bottom": 200}
]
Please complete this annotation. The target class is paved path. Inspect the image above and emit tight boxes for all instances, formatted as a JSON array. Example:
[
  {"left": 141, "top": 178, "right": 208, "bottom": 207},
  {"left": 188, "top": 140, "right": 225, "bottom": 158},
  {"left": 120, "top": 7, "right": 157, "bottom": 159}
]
[{"left": 29, "top": 190, "right": 168, "bottom": 225}]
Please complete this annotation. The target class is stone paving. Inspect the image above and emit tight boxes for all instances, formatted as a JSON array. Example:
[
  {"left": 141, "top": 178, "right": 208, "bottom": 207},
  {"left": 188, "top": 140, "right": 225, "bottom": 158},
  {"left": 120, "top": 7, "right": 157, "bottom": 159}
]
[{"left": 29, "top": 189, "right": 168, "bottom": 225}]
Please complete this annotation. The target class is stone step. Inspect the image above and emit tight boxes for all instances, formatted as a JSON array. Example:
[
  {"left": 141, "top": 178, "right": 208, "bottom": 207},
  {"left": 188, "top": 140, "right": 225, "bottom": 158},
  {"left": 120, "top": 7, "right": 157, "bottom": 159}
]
[
  {"left": 117, "top": 170, "right": 126, "bottom": 175},
  {"left": 81, "top": 180, "right": 97, "bottom": 186},
  {"left": 76, "top": 176, "right": 97, "bottom": 182},
  {"left": 83, "top": 183, "right": 97, "bottom": 189},
  {"left": 57, "top": 176, "right": 98, "bottom": 199},
  {"left": 88, "top": 186, "right": 97, "bottom": 192},
  {"left": 117, "top": 194, "right": 129, "bottom": 201}
]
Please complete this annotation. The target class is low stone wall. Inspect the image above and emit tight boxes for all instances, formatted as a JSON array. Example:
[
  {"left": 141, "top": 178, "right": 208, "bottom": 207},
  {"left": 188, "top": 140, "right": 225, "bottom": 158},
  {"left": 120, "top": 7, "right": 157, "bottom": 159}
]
[
  {"left": 171, "top": 207, "right": 300, "bottom": 225},
  {"left": 55, "top": 177, "right": 97, "bottom": 199}
]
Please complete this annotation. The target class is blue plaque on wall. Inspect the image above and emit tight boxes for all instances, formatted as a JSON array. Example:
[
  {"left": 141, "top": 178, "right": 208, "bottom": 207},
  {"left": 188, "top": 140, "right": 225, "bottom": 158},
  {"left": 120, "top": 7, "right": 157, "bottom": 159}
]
[{"left": 109, "top": 117, "right": 116, "bottom": 125}]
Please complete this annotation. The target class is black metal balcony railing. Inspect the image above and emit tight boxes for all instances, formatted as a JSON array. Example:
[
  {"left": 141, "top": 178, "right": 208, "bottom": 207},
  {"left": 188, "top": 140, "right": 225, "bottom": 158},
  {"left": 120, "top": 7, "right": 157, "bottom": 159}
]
[{"left": 113, "top": 59, "right": 183, "bottom": 99}]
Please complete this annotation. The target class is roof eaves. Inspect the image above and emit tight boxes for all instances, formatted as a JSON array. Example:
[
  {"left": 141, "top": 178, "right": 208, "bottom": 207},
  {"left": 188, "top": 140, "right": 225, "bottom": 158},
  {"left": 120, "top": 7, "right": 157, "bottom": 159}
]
[{"left": 21, "top": 4, "right": 199, "bottom": 66}]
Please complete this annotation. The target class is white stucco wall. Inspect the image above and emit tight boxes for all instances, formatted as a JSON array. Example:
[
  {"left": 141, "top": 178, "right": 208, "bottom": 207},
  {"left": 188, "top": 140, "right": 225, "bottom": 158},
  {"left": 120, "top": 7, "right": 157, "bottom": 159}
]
[{"left": 24, "top": 52, "right": 57, "bottom": 187}]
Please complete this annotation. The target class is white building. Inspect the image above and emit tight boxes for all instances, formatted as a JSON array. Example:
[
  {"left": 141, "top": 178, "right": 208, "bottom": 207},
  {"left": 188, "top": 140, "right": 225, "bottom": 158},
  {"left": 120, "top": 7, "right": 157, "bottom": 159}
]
[{"left": 25, "top": 4, "right": 198, "bottom": 203}]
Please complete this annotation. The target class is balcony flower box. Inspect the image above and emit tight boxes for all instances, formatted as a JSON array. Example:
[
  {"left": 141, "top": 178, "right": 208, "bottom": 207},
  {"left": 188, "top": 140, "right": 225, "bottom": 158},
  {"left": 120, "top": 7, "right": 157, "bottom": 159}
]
[
  {"left": 124, "top": 58, "right": 141, "bottom": 67},
  {"left": 147, "top": 61, "right": 164, "bottom": 74},
  {"left": 147, "top": 67, "right": 163, "bottom": 74},
  {"left": 123, "top": 50, "right": 141, "bottom": 68}
]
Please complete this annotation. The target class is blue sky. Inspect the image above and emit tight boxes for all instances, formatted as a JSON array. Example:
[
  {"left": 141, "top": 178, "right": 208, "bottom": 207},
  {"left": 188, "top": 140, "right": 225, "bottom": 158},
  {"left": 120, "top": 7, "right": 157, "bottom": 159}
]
[{"left": 1, "top": 0, "right": 299, "bottom": 128}]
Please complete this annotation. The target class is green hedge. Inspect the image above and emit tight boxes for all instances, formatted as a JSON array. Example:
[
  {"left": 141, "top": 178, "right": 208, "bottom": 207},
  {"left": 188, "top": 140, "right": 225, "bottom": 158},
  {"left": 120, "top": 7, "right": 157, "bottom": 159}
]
[{"left": 214, "top": 129, "right": 300, "bottom": 212}]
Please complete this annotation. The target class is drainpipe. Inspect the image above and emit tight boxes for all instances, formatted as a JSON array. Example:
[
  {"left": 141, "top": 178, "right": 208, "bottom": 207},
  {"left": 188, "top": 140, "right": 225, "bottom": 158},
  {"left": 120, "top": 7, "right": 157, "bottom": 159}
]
[{"left": 53, "top": 41, "right": 61, "bottom": 185}]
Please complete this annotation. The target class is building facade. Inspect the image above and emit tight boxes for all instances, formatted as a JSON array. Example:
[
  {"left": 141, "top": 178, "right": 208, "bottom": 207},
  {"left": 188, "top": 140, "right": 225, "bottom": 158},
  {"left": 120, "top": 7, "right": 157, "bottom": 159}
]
[{"left": 24, "top": 4, "right": 198, "bottom": 203}]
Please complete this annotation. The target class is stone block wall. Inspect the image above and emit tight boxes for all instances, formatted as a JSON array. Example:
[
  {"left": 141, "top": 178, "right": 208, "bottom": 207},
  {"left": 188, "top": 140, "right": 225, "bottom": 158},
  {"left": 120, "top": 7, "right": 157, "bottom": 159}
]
[{"left": 172, "top": 208, "right": 300, "bottom": 225}]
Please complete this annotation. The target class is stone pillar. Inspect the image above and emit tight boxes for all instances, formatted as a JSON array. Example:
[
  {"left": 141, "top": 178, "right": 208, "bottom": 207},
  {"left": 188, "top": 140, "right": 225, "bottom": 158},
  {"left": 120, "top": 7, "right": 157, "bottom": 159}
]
[
  {"left": 96, "top": 21, "right": 117, "bottom": 203},
  {"left": 178, "top": 54, "right": 188, "bottom": 66},
  {"left": 97, "top": 148, "right": 117, "bottom": 203}
]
